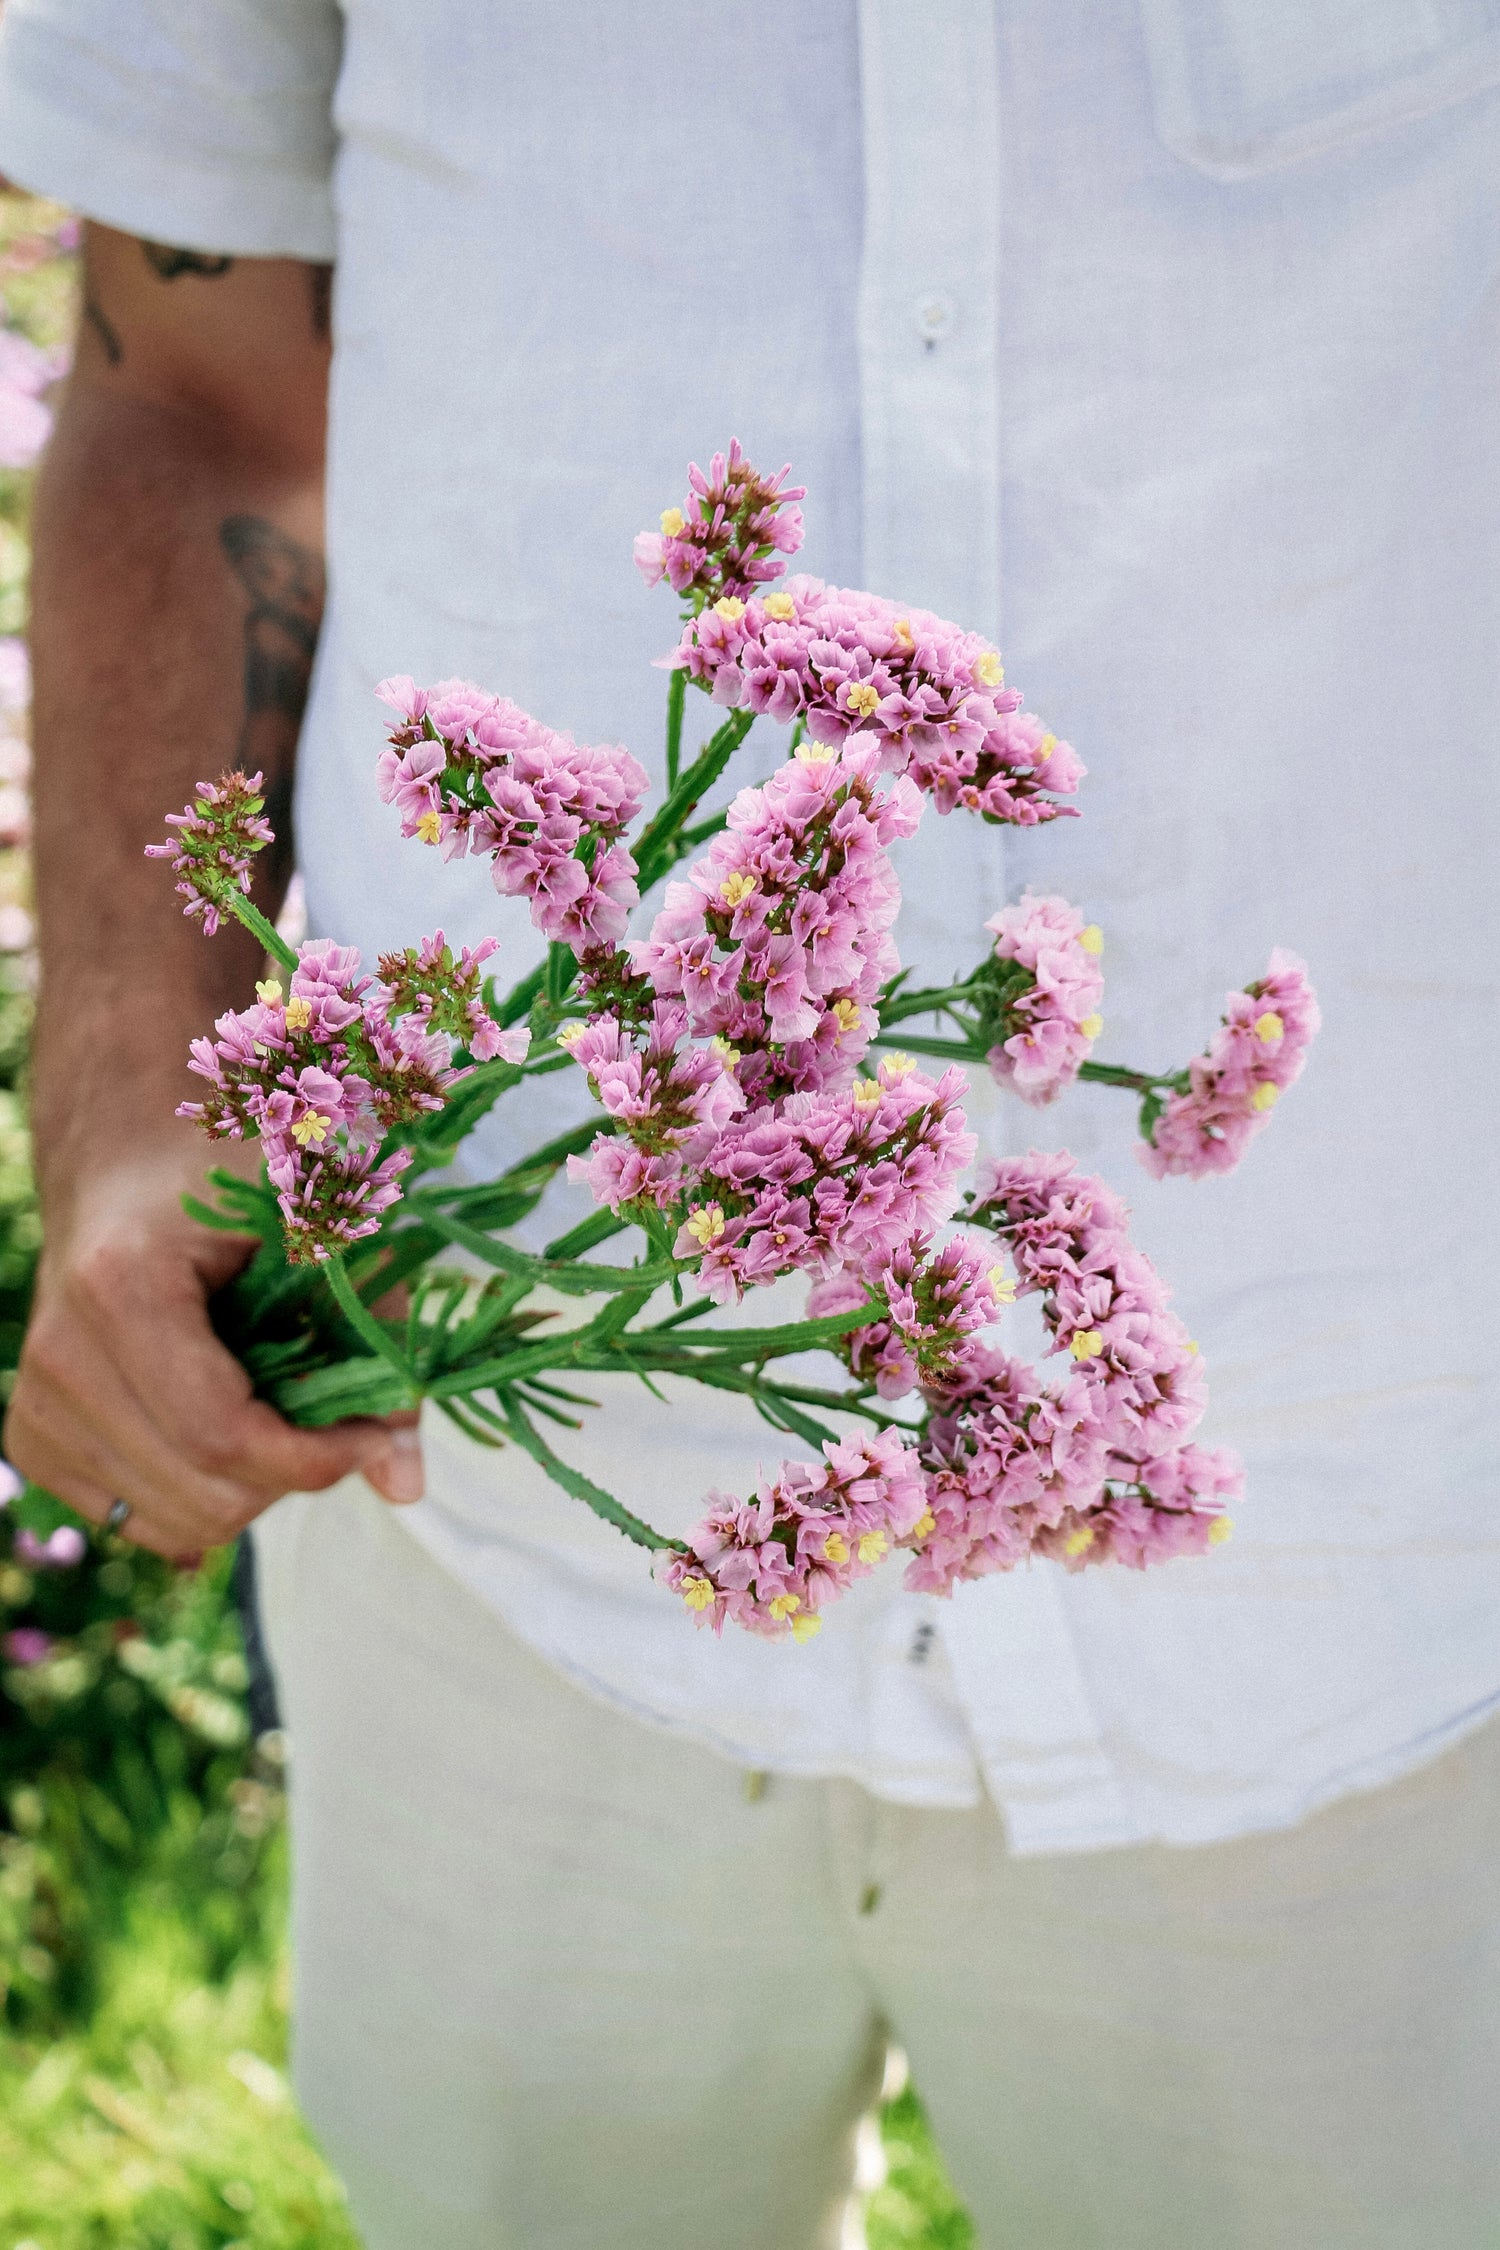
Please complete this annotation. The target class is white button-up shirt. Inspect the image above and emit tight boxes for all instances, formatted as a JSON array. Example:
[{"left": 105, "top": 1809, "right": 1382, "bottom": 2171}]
[{"left": 4, "top": 0, "right": 1498, "bottom": 1852}]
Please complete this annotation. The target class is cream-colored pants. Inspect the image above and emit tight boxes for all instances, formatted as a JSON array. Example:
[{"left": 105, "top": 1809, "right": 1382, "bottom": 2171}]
[{"left": 254, "top": 1481, "right": 1500, "bottom": 2250}]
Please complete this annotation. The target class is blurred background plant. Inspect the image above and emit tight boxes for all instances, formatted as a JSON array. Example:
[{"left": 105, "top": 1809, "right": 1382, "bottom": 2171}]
[{"left": 0, "top": 187, "right": 971, "bottom": 2249}]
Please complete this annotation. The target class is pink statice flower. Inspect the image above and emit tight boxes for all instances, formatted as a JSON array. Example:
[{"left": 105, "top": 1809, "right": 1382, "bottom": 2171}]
[
  {"left": 1141, "top": 950, "right": 1320, "bottom": 1180},
  {"left": 633, "top": 439, "right": 805, "bottom": 606},
  {"left": 809, "top": 1234, "right": 1007, "bottom": 1400},
  {"left": 984, "top": 894, "right": 1105, "bottom": 1104},
  {"left": 375, "top": 679, "right": 648, "bottom": 957},
  {"left": 0, "top": 329, "right": 63, "bottom": 470},
  {"left": 655, "top": 1426, "right": 928, "bottom": 1640},
  {"left": 666, "top": 572, "right": 1082, "bottom": 828},
  {"left": 4, "top": 1627, "right": 54, "bottom": 1666},
  {"left": 377, "top": 931, "right": 529, "bottom": 1066},
  {"left": 899, "top": 1150, "right": 1236, "bottom": 1595},
  {"left": 14, "top": 1524, "right": 87, "bottom": 1569},
  {"left": 180, "top": 931, "right": 520, "bottom": 1260},
  {"left": 145, "top": 771, "right": 275, "bottom": 935},
  {"left": 666, "top": 1056, "right": 975, "bottom": 1303},
  {"left": 637, "top": 741, "right": 917, "bottom": 1102},
  {"left": 564, "top": 1000, "right": 746, "bottom": 1211}
]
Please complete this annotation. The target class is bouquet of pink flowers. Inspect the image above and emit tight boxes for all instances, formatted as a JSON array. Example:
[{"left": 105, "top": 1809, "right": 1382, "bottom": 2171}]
[{"left": 153, "top": 444, "right": 1318, "bottom": 1643}]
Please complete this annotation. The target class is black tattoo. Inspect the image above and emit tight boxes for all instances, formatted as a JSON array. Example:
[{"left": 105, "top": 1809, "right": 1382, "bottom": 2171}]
[
  {"left": 141, "top": 241, "right": 235, "bottom": 281},
  {"left": 83, "top": 290, "right": 123, "bottom": 366},
  {"left": 309, "top": 263, "right": 333, "bottom": 341},
  {"left": 219, "top": 516, "right": 326, "bottom": 882}
]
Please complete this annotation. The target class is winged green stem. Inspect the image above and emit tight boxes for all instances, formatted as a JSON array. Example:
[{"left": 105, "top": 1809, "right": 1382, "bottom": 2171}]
[{"left": 495, "top": 1394, "right": 684, "bottom": 1553}]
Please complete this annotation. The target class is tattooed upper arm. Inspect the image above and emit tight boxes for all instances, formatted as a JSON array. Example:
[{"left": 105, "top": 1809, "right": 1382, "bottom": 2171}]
[
  {"left": 139, "top": 242, "right": 236, "bottom": 282},
  {"left": 72, "top": 223, "right": 331, "bottom": 474}
]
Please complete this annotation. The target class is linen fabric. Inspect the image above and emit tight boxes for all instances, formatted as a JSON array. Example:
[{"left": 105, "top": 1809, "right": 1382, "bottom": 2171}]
[
  {"left": 254, "top": 1480, "right": 1500, "bottom": 2250},
  {"left": 1, "top": 0, "right": 1498, "bottom": 1850}
]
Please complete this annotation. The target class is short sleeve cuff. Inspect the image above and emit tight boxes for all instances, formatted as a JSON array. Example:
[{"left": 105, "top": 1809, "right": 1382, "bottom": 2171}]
[{"left": 0, "top": 3, "right": 339, "bottom": 260}]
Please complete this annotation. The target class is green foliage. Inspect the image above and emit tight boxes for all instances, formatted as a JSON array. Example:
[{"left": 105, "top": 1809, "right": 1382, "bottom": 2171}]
[{"left": 867, "top": 2087, "right": 977, "bottom": 2250}]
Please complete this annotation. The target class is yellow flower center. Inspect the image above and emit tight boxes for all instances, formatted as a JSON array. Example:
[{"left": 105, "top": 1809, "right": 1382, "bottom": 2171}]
[
  {"left": 852, "top": 1078, "right": 883, "bottom": 1109},
  {"left": 556, "top": 1021, "right": 588, "bottom": 1050},
  {"left": 719, "top": 870, "right": 758, "bottom": 908},
  {"left": 767, "top": 1592, "right": 802, "bottom": 1621},
  {"left": 284, "top": 996, "right": 313, "bottom": 1032},
  {"left": 1207, "top": 1517, "right": 1234, "bottom": 1546},
  {"left": 989, "top": 1267, "right": 1017, "bottom": 1304},
  {"left": 893, "top": 617, "right": 915, "bottom": 650},
  {"left": 821, "top": 1531, "right": 849, "bottom": 1564},
  {"left": 1078, "top": 922, "right": 1104, "bottom": 956},
  {"left": 711, "top": 1035, "right": 742, "bottom": 1067},
  {"left": 975, "top": 650, "right": 1004, "bottom": 687},
  {"left": 1250, "top": 1082, "right": 1280, "bottom": 1113},
  {"left": 660, "top": 506, "right": 686, "bottom": 536},
  {"left": 684, "top": 1203, "right": 726, "bottom": 1247},
  {"left": 1079, "top": 1013, "right": 1104, "bottom": 1042},
  {"left": 795, "top": 739, "right": 837, "bottom": 763},
  {"left": 879, "top": 1052, "right": 916, "bottom": 1082},
  {"left": 291, "top": 1111, "right": 331, "bottom": 1148},
  {"left": 831, "top": 998, "right": 863, "bottom": 1038},
  {"left": 1254, "top": 1011, "right": 1284, "bottom": 1043},
  {"left": 911, "top": 1509, "right": 936, "bottom": 1540},
  {"left": 1034, "top": 732, "right": 1058, "bottom": 767},
  {"left": 856, "top": 1530, "right": 889, "bottom": 1565},
  {"left": 762, "top": 590, "right": 795, "bottom": 621},
  {"left": 680, "top": 1574, "right": 716, "bottom": 1611},
  {"left": 255, "top": 978, "right": 283, "bottom": 1006},
  {"left": 416, "top": 809, "right": 442, "bottom": 845},
  {"left": 1070, "top": 1328, "right": 1105, "bottom": 1362},
  {"left": 713, "top": 595, "right": 746, "bottom": 622},
  {"left": 790, "top": 1613, "right": 823, "bottom": 1642},
  {"left": 1064, "top": 1524, "right": 1096, "bottom": 1557},
  {"left": 844, "top": 679, "right": 880, "bottom": 719}
]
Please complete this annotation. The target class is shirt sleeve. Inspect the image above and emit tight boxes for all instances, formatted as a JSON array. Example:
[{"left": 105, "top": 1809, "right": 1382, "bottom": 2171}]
[{"left": 0, "top": 0, "right": 341, "bottom": 259}]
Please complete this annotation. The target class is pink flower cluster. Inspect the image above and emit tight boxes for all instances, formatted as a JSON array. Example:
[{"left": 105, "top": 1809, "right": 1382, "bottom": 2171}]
[
  {"left": 984, "top": 894, "right": 1106, "bottom": 1104},
  {"left": 636, "top": 742, "right": 916, "bottom": 1102},
  {"left": 655, "top": 1426, "right": 928, "bottom": 1640},
  {"left": 145, "top": 770, "right": 275, "bottom": 936},
  {"left": 377, "top": 930, "right": 529, "bottom": 1065},
  {"left": 0, "top": 326, "right": 65, "bottom": 472},
  {"left": 1142, "top": 951, "right": 1320, "bottom": 1180},
  {"left": 633, "top": 438, "right": 806, "bottom": 605},
  {"left": 181, "top": 936, "right": 527, "bottom": 1262},
  {"left": 905, "top": 1151, "right": 1239, "bottom": 1594},
  {"left": 671, "top": 1056, "right": 974, "bottom": 1302},
  {"left": 667, "top": 575, "right": 1083, "bottom": 828},
  {"left": 375, "top": 676, "right": 649, "bottom": 955},
  {"left": 808, "top": 1234, "right": 1006, "bottom": 1400},
  {"left": 563, "top": 999, "right": 746, "bottom": 1211}
]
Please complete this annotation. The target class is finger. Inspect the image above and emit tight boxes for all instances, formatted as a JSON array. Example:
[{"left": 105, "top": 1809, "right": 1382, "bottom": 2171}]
[
  {"left": 10, "top": 1337, "right": 259, "bottom": 1549},
  {"left": 2, "top": 1403, "right": 201, "bottom": 1561},
  {"left": 73, "top": 1253, "right": 421, "bottom": 1501}
]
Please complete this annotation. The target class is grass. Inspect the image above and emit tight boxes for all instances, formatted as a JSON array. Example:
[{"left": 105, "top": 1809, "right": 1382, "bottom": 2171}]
[{"left": 0, "top": 1809, "right": 973, "bottom": 2249}]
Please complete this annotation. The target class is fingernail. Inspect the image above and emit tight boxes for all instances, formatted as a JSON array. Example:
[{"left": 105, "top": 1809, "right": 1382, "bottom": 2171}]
[{"left": 363, "top": 1425, "right": 425, "bottom": 1505}]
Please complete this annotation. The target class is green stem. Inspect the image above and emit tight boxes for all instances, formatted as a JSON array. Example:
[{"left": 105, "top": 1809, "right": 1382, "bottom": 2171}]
[
  {"left": 665, "top": 664, "right": 686, "bottom": 791},
  {"left": 222, "top": 889, "right": 299, "bottom": 976},
  {"left": 323, "top": 1257, "right": 418, "bottom": 1396},
  {"left": 496, "top": 1393, "right": 684, "bottom": 1552}
]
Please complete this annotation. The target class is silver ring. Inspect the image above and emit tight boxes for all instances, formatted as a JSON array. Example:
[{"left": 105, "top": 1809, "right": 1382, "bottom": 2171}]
[{"left": 105, "top": 1498, "right": 132, "bottom": 1532}]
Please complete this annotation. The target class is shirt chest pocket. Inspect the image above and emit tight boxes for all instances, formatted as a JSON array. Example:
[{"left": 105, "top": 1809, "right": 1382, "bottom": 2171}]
[{"left": 1139, "top": 0, "right": 1500, "bottom": 176}]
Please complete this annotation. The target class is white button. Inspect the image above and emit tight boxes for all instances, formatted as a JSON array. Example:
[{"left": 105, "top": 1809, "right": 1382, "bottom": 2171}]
[{"left": 914, "top": 291, "right": 955, "bottom": 344}]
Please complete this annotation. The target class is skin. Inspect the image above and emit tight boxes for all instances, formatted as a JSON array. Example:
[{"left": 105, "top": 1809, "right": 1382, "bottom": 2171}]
[{"left": 3, "top": 224, "right": 421, "bottom": 1561}]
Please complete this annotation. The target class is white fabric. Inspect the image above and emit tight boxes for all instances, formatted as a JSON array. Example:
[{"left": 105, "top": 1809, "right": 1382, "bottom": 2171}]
[
  {"left": 256, "top": 1479, "right": 1500, "bottom": 2250},
  {"left": 4, "top": 0, "right": 1499, "bottom": 1850}
]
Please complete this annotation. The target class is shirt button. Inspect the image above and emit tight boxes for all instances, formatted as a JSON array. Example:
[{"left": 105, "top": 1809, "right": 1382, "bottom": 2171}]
[{"left": 915, "top": 291, "right": 955, "bottom": 346}]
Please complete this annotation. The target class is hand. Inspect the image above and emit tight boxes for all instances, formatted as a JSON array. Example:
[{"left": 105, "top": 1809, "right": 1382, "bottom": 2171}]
[{"left": 5, "top": 1145, "right": 423, "bottom": 1561}]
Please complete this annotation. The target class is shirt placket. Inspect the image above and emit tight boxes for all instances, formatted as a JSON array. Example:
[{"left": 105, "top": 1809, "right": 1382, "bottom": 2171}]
[{"left": 859, "top": 0, "right": 1138, "bottom": 1855}]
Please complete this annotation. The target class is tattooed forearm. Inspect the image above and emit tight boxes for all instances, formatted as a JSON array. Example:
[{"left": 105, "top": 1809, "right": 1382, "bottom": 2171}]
[
  {"left": 82, "top": 292, "right": 123, "bottom": 367},
  {"left": 219, "top": 515, "right": 326, "bottom": 886},
  {"left": 141, "top": 242, "right": 235, "bottom": 282}
]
